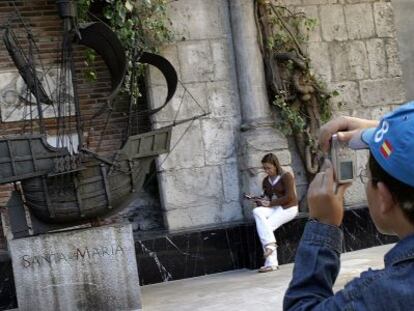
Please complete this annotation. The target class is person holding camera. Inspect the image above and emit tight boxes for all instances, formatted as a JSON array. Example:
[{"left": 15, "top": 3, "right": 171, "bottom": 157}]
[
  {"left": 284, "top": 102, "right": 414, "bottom": 310},
  {"left": 247, "top": 153, "right": 298, "bottom": 273}
]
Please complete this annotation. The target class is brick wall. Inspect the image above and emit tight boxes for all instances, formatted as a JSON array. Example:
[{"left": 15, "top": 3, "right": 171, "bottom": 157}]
[
  {"left": 0, "top": 0, "right": 160, "bottom": 248},
  {"left": 0, "top": 1, "right": 130, "bottom": 152}
]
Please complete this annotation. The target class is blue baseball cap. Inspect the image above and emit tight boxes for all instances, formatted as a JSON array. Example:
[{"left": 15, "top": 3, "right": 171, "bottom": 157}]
[{"left": 349, "top": 101, "right": 414, "bottom": 187}]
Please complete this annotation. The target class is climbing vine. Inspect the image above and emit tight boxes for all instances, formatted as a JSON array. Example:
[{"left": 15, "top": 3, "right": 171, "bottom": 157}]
[
  {"left": 77, "top": 0, "right": 173, "bottom": 98},
  {"left": 255, "top": 0, "right": 338, "bottom": 181}
]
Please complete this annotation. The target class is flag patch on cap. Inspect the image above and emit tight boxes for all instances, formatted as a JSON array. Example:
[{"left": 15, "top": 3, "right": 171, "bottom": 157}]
[{"left": 380, "top": 140, "right": 393, "bottom": 158}]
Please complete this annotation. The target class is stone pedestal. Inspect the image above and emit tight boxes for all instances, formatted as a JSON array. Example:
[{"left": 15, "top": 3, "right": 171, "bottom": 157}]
[{"left": 9, "top": 224, "right": 141, "bottom": 311}]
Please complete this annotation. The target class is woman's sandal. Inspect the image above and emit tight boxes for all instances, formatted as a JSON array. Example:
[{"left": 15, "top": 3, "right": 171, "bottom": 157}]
[
  {"left": 263, "top": 242, "right": 277, "bottom": 259},
  {"left": 258, "top": 265, "right": 279, "bottom": 273},
  {"left": 259, "top": 243, "right": 278, "bottom": 273}
]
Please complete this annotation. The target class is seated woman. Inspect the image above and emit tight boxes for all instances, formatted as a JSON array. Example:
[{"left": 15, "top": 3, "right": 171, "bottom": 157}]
[{"left": 249, "top": 153, "right": 298, "bottom": 273}]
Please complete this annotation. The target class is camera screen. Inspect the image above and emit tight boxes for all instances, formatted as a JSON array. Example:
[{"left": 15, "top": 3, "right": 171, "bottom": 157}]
[{"left": 340, "top": 161, "right": 354, "bottom": 180}]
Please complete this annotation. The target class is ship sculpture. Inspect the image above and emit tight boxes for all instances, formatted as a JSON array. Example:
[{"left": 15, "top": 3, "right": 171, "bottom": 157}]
[{"left": 0, "top": 1, "right": 195, "bottom": 237}]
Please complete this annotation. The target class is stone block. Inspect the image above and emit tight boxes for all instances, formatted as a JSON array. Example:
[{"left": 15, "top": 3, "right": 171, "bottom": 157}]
[
  {"left": 344, "top": 0, "right": 375, "bottom": 3},
  {"left": 366, "top": 39, "right": 387, "bottom": 79},
  {"left": 210, "top": 38, "right": 235, "bottom": 81},
  {"left": 201, "top": 118, "right": 238, "bottom": 165},
  {"left": 9, "top": 225, "right": 141, "bottom": 311},
  {"left": 328, "top": 81, "right": 360, "bottom": 111},
  {"left": 164, "top": 207, "right": 210, "bottom": 230},
  {"left": 221, "top": 163, "right": 242, "bottom": 202},
  {"left": 374, "top": 2, "right": 395, "bottom": 38},
  {"left": 346, "top": 41, "right": 370, "bottom": 80},
  {"left": 177, "top": 40, "right": 214, "bottom": 83},
  {"left": 220, "top": 201, "right": 244, "bottom": 223},
  {"left": 344, "top": 4, "right": 375, "bottom": 40},
  {"left": 240, "top": 127, "right": 289, "bottom": 155},
  {"left": 167, "top": 0, "right": 229, "bottom": 41},
  {"left": 240, "top": 166, "right": 265, "bottom": 194},
  {"left": 308, "top": 42, "right": 332, "bottom": 82},
  {"left": 302, "top": 0, "right": 337, "bottom": 4},
  {"left": 369, "top": 105, "right": 394, "bottom": 120},
  {"left": 320, "top": 5, "right": 348, "bottom": 42},
  {"left": 163, "top": 205, "right": 223, "bottom": 230},
  {"left": 239, "top": 170, "right": 264, "bottom": 219},
  {"left": 332, "top": 109, "right": 352, "bottom": 119},
  {"left": 157, "top": 120, "right": 205, "bottom": 170},
  {"left": 349, "top": 105, "right": 393, "bottom": 121},
  {"left": 159, "top": 166, "right": 223, "bottom": 212},
  {"left": 149, "top": 83, "right": 209, "bottom": 123},
  {"left": 349, "top": 107, "right": 371, "bottom": 120},
  {"left": 385, "top": 39, "right": 403, "bottom": 78},
  {"left": 331, "top": 41, "right": 369, "bottom": 81},
  {"left": 294, "top": 6, "right": 321, "bottom": 42},
  {"left": 360, "top": 77, "right": 405, "bottom": 107},
  {"left": 206, "top": 81, "right": 241, "bottom": 118},
  {"left": 280, "top": 0, "right": 302, "bottom": 5}
]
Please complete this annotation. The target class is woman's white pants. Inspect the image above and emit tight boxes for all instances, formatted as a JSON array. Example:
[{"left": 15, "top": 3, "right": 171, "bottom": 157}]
[{"left": 253, "top": 205, "right": 298, "bottom": 266}]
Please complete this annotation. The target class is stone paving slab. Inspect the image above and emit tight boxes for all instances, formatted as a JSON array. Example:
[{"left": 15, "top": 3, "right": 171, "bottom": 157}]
[{"left": 142, "top": 244, "right": 394, "bottom": 311}]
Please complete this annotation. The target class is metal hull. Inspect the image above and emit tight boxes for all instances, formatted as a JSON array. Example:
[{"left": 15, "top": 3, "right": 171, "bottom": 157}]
[
  {"left": 21, "top": 157, "right": 153, "bottom": 223},
  {"left": 0, "top": 127, "right": 171, "bottom": 224}
]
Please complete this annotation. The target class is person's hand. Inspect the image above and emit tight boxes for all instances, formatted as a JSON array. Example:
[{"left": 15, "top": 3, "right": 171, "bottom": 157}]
[
  {"left": 319, "top": 116, "right": 379, "bottom": 152},
  {"left": 255, "top": 199, "right": 270, "bottom": 207},
  {"left": 307, "top": 159, "right": 351, "bottom": 226}
]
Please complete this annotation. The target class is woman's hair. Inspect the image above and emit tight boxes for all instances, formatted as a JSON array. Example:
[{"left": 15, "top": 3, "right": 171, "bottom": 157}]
[
  {"left": 261, "top": 153, "right": 283, "bottom": 174},
  {"left": 369, "top": 153, "right": 414, "bottom": 225}
]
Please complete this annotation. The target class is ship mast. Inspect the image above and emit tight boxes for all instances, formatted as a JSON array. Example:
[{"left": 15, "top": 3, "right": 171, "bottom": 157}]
[{"left": 56, "top": 0, "right": 83, "bottom": 150}]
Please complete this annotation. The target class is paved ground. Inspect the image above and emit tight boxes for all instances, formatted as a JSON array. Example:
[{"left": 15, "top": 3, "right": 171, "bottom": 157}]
[{"left": 142, "top": 244, "right": 394, "bottom": 311}]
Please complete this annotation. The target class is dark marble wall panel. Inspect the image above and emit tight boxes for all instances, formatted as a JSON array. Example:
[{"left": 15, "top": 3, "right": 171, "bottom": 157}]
[
  {"left": 341, "top": 208, "right": 398, "bottom": 252},
  {"left": 135, "top": 227, "right": 247, "bottom": 285},
  {"left": 0, "top": 261, "right": 17, "bottom": 310},
  {"left": 135, "top": 207, "right": 398, "bottom": 285}
]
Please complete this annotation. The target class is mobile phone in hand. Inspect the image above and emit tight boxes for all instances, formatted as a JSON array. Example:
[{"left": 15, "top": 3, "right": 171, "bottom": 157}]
[{"left": 244, "top": 194, "right": 259, "bottom": 200}]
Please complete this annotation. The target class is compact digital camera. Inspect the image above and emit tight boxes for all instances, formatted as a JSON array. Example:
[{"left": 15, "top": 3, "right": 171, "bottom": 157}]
[{"left": 330, "top": 134, "right": 357, "bottom": 184}]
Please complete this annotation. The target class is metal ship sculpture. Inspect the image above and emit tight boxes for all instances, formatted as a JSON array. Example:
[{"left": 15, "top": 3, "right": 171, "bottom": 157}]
[{"left": 0, "top": 1, "right": 193, "bottom": 237}]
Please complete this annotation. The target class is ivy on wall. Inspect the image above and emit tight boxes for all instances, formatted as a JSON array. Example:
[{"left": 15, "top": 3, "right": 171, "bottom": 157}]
[{"left": 255, "top": 0, "right": 338, "bottom": 181}]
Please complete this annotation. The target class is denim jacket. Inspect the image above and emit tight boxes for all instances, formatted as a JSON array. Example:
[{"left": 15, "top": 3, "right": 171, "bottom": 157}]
[{"left": 284, "top": 221, "right": 414, "bottom": 311}]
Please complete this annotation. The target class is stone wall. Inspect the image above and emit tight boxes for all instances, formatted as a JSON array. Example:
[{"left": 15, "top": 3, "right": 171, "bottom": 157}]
[
  {"left": 393, "top": 0, "right": 414, "bottom": 100},
  {"left": 279, "top": 0, "right": 406, "bottom": 206},
  {"left": 149, "top": 0, "right": 406, "bottom": 230},
  {"left": 148, "top": 0, "right": 245, "bottom": 230}
]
